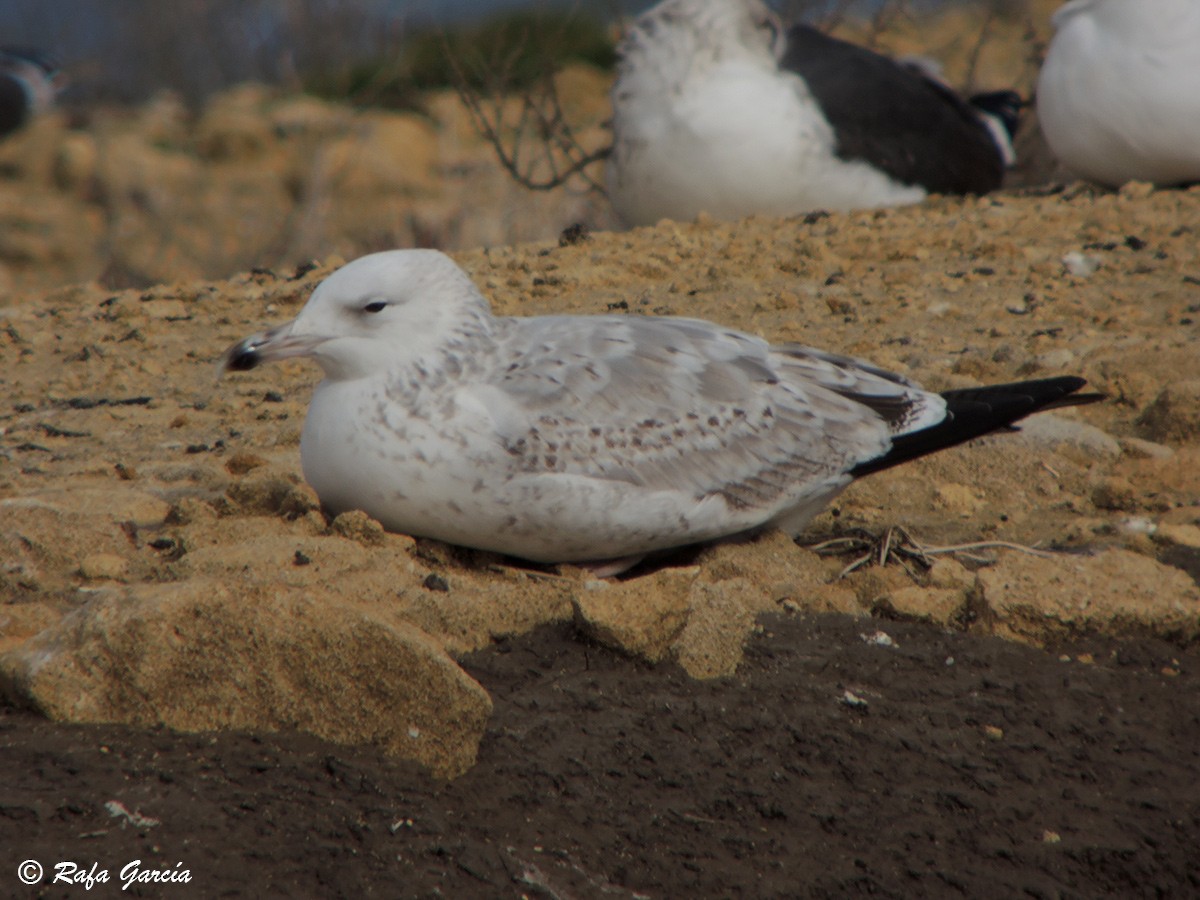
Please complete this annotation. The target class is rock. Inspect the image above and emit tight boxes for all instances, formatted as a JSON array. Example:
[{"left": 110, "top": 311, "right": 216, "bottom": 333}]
[
  {"left": 1118, "top": 437, "right": 1175, "bottom": 461},
  {"left": 53, "top": 132, "right": 98, "bottom": 193},
  {"left": 1017, "top": 414, "right": 1122, "bottom": 460},
  {"left": 193, "top": 86, "right": 276, "bottom": 161},
  {"left": 572, "top": 533, "right": 851, "bottom": 678},
  {"left": 876, "top": 586, "right": 969, "bottom": 626},
  {"left": 3, "top": 488, "right": 169, "bottom": 527},
  {"left": 1137, "top": 381, "right": 1200, "bottom": 443},
  {"left": 1090, "top": 477, "right": 1138, "bottom": 511},
  {"left": 1159, "top": 506, "right": 1200, "bottom": 527},
  {"left": 927, "top": 558, "right": 975, "bottom": 591},
  {"left": 935, "top": 482, "right": 984, "bottom": 516},
  {"left": 571, "top": 570, "right": 692, "bottom": 664},
  {"left": 0, "top": 580, "right": 492, "bottom": 778},
  {"left": 0, "top": 601, "right": 63, "bottom": 654},
  {"left": 226, "top": 470, "right": 320, "bottom": 519},
  {"left": 329, "top": 510, "right": 387, "bottom": 546},
  {"left": 1155, "top": 523, "right": 1200, "bottom": 550},
  {"left": 0, "top": 499, "right": 152, "bottom": 594},
  {"left": 672, "top": 578, "right": 760, "bottom": 679},
  {"left": 977, "top": 549, "right": 1200, "bottom": 644},
  {"left": 78, "top": 553, "right": 127, "bottom": 581},
  {"left": 1061, "top": 251, "right": 1101, "bottom": 277}
]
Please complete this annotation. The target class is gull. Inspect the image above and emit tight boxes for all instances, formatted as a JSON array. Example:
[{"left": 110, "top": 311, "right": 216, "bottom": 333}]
[
  {"left": 223, "top": 250, "right": 1098, "bottom": 575},
  {"left": 0, "top": 47, "right": 64, "bottom": 140},
  {"left": 606, "top": 0, "right": 1020, "bottom": 227},
  {"left": 1037, "top": 0, "right": 1200, "bottom": 187}
]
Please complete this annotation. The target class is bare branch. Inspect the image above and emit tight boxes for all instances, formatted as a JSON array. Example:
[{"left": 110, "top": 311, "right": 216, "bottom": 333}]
[{"left": 441, "top": 21, "right": 610, "bottom": 195}]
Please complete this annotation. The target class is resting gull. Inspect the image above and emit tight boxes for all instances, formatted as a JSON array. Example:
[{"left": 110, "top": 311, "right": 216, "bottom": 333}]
[
  {"left": 606, "top": 0, "right": 1020, "bottom": 227},
  {"left": 0, "top": 47, "right": 63, "bottom": 140},
  {"left": 223, "top": 250, "right": 1098, "bottom": 575},
  {"left": 1037, "top": 0, "right": 1200, "bottom": 187}
]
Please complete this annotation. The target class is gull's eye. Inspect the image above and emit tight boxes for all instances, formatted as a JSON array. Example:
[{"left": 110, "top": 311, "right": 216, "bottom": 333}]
[{"left": 362, "top": 300, "right": 388, "bottom": 314}]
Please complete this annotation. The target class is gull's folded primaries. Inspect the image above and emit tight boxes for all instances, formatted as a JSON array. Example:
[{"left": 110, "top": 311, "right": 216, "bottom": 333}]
[
  {"left": 223, "top": 250, "right": 1099, "bottom": 575},
  {"left": 606, "top": 0, "right": 1020, "bottom": 227},
  {"left": 1038, "top": 0, "right": 1200, "bottom": 188}
]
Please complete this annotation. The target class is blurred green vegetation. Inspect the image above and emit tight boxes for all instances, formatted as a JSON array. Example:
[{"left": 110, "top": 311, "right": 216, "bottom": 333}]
[{"left": 305, "top": 9, "right": 616, "bottom": 111}]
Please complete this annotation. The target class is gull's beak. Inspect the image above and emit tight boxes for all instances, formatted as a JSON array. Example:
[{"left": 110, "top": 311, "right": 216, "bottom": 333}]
[{"left": 219, "top": 322, "right": 326, "bottom": 374}]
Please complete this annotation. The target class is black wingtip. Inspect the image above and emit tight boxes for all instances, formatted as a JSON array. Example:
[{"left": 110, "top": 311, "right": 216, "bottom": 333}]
[{"left": 850, "top": 375, "right": 1103, "bottom": 478}]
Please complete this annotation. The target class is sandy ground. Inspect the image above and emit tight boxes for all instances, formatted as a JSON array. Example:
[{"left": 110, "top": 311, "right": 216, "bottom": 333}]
[{"left": 4, "top": 616, "right": 1197, "bottom": 897}]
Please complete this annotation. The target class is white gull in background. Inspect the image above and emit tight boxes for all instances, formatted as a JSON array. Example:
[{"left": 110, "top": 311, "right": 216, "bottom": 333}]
[
  {"left": 606, "top": 0, "right": 1020, "bottom": 227},
  {"left": 223, "top": 250, "right": 1097, "bottom": 575},
  {"left": 1037, "top": 0, "right": 1200, "bottom": 188}
]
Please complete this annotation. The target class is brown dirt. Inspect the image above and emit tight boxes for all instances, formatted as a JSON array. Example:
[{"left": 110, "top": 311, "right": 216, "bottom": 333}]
[{"left": 4, "top": 614, "right": 1198, "bottom": 897}]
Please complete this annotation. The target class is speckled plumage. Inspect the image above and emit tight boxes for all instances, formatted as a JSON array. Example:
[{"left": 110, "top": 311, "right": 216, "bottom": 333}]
[{"left": 222, "top": 250, "right": 1092, "bottom": 572}]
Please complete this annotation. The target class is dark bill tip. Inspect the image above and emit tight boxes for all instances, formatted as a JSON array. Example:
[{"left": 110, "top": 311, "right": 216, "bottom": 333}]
[{"left": 222, "top": 337, "right": 263, "bottom": 372}]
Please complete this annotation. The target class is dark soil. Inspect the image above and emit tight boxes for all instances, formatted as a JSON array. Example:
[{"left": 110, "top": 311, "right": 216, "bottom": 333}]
[{"left": 3, "top": 613, "right": 1198, "bottom": 899}]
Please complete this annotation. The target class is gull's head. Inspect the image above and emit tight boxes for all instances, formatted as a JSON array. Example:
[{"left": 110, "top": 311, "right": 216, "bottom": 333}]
[
  {"left": 621, "top": 0, "right": 783, "bottom": 71},
  {"left": 221, "top": 249, "right": 491, "bottom": 382}
]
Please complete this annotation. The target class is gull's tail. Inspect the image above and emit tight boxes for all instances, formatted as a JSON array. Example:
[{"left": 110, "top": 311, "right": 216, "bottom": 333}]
[{"left": 850, "top": 376, "right": 1104, "bottom": 478}]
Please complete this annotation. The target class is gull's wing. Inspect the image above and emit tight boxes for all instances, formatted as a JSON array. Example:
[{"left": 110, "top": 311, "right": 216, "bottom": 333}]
[
  {"left": 778, "top": 25, "right": 1006, "bottom": 194},
  {"left": 473, "top": 314, "right": 943, "bottom": 513}
]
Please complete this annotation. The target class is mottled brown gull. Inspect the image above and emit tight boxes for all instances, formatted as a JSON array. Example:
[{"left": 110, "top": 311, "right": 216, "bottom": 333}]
[{"left": 222, "top": 250, "right": 1098, "bottom": 575}]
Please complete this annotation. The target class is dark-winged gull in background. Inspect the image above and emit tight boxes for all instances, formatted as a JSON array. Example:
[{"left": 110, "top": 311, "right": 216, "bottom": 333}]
[
  {"left": 0, "top": 47, "right": 63, "bottom": 140},
  {"left": 606, "top": 0, "right": 1020, "bottom": 227},
  {"left": 222, "top": 250, "right": 1099, "bottom": 575},
  {"left": 1037, "top": 0, "right": 1200, "bottom": 188}
]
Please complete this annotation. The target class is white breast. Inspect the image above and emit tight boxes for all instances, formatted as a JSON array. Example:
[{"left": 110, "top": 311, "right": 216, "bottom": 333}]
[{"left": 1038, "top": 0, "right": 1200, "bottom": 187}]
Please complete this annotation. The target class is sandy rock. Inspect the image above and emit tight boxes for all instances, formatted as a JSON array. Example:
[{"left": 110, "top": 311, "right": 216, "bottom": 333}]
[
  {"left": 53, "top": 132, "right": 99, "bottom": 193},
  {"left": 571, "top": 570, "right": 693, "bottom": 663},
  {"left": 268, "top": 95, "right": 352, "bottom": 140},
  {"left": 1137, "top": 381, "right": 1200, "bottom": 443},
  {"left": 0, "top": 580, "right": 492, "bottom": 778},
  {"left": 226, "top": 469, "right": 320, "bottom": 519},
  {"left": 877, "top": 585, "right": 969, "bottom": 626},
  {"left": 1118, "top": 437, "right": 1175, "bottom": 461},
  {"left": 856, "top": 553, "right": 976, "bottom": 626},
  {"left": 326, "top": 113, "right": 439, "bottom": 196},
  {"left": 0, "top": 499, "right": 153, "bottom": 595},
  {"left": 329, "top": 509, "right": 389, "bottom": 546},
  {"left": 673, "top": 578, "right": 761, "bottom": 678},
  {"left": 935, "top": 482, "right": 984, "bottom": 516},
  {"left": 927, "top": 558, "right": 975, "bottom": 591},
  {"left": 1017, "top": 414, "right": 1121, "bottom": 460},
  {"left": 193, "top": 86, "right": 277, "bottom": 161},
  {"left": 573, "top": 534, "right": 861, "bottom": 677},
  {"left": 694, "top": 531, "right": 834, "bottom": 602},
  {"left": 844, "top": 564, "right": 918, "bottom": 606},
  {"left": 1090, "top": 477, "right": 1138, "bottom": 512},
  {"left": 1155, "top": 524, "right": 1200, "bottom": 551},
  {"left": 165, "top": 496, "right": 219, "bottom": 525},
  {"left": 1159, "top": 506, "right": 1200, "bottom": 527},
  {"left": 78, "top": 553, "right": 128, "bottom": 582},
  {"left": 977, "top": 549, "right": 1200, "bottom": 644},
  {"left": 0, "top": 601, "right": 62, "bottom": 654}
]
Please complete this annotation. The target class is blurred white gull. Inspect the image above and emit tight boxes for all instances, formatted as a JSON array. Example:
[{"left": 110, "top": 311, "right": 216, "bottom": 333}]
[
  {"left": 606, "top": 0, "right": 1020, "bottom": 227},
  {"left": 1037, "top": 0, "right": 1200, "bottom": 187},
  {"left": 223, "top": 250, "right": 1097, "bottom": 575},
  {"left": 0, "top": 47, "right": 63, "bottom": 140}
]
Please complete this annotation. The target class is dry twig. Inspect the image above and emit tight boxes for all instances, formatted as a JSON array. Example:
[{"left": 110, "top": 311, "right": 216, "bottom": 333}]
[
  {"left": 445, "top": 32, "right": 610, "bottom": 194},
  {"left": 802, "top": 526, "right": 1059, "bottom": 577}
]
